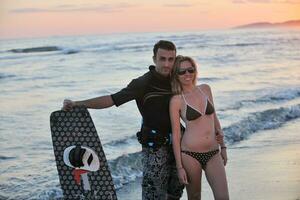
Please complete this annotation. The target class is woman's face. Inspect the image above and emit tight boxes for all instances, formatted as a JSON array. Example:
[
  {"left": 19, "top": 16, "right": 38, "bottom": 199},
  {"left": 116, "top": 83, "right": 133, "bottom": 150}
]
[{"left": 177, "top": 60, "right": 196, "bottom": 86}]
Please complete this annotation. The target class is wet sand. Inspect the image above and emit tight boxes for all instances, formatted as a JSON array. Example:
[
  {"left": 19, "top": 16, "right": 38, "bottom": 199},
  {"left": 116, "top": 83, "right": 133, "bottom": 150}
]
[{"left": 117, "top": 119, "right": 300, "bottom": 200}]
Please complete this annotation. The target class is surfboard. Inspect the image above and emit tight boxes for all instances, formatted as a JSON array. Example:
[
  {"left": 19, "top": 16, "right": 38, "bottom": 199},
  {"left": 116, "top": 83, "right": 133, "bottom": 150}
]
[{"left": 50, "top": 106, "right": 117, "bottom": 200}]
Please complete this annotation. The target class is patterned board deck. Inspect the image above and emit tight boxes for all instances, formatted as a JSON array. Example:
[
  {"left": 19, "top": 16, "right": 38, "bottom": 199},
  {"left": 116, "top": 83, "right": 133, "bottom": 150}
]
[{"left": 50, "top": 106, "right": 117, "bottom": 200}]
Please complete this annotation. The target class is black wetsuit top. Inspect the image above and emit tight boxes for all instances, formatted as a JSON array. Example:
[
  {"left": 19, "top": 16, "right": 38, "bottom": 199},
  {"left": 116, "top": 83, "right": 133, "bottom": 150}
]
[{"left": 111, "top": 65, "right": 173, "bottom": 133}]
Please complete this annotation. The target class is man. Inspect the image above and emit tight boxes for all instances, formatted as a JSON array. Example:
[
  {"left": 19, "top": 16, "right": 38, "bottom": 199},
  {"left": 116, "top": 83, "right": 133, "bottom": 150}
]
[{"left": 63, "top": 40, "right": 184, "bottom": 200}]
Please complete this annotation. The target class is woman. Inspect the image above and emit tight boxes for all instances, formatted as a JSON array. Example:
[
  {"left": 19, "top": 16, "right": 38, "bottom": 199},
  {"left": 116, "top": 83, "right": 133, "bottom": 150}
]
[{"left": 169, "top": 56, "right": 229, "bottom": 200}]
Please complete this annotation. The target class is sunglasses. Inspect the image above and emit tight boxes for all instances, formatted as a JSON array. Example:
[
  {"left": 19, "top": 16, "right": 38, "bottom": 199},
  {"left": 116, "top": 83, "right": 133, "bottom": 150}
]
[{"left": 177, "top": 67, "right": 195, "bottom": 75}]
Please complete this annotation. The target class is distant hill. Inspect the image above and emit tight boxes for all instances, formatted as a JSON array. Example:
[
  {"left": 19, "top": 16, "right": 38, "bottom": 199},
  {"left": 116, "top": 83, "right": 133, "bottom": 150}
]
[{"left": 234, "top": 20, "right": 300, "bottom": 29}]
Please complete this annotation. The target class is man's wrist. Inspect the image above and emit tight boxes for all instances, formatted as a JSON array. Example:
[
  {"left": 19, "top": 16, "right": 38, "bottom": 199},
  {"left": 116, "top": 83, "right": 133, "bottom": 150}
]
[{"left": 74, "top": 101, "right": 85, "bottom": 107}]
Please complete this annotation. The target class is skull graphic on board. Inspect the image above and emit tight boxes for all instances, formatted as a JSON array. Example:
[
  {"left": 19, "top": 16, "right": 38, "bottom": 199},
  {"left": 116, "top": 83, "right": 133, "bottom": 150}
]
[{"left": 63, "top": 145, "right": 100, "bottom": 190}]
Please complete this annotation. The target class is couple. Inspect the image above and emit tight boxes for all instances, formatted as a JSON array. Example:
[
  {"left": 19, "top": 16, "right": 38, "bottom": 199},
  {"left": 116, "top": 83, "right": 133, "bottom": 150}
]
[{"left": 62, "top": 40, "right": 229, "bottom": 200}]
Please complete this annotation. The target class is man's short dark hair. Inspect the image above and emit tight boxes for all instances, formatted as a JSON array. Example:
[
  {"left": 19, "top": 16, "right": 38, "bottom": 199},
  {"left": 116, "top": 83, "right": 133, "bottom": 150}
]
[{"left": 153, "top": 40, "right": 176, "bottom": 57}]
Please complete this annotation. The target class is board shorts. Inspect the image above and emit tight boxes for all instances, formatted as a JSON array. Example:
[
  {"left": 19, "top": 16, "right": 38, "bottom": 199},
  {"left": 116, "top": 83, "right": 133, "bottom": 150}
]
[{"left": 141, "top": 146, "right": 184, "bottom": 200}]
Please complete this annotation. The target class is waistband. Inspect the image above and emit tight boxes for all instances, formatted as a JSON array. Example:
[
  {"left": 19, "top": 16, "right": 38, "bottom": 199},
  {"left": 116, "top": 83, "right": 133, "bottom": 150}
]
[{"left": 136, "top": 126, "right": 172, "bottom": 149}]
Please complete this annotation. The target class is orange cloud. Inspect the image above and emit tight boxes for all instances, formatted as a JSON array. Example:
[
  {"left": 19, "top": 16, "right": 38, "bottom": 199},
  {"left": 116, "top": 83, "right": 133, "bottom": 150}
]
[
  {"left": 10, "top": 3, "right": 136, "bottom": 13},
  {"left": 0, "top": 0, "right": 299, "bottom": 39}
]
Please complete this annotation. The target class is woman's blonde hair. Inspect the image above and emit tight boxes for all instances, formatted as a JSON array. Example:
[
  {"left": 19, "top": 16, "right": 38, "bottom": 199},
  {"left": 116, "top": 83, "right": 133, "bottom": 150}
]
[{"left": 171, "top": 55, "right": 198, "bottom": 94}]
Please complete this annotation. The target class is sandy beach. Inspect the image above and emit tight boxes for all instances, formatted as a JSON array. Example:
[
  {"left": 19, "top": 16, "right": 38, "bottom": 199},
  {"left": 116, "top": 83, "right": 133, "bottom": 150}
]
[
  {"left": 1, "top": 29, "right": 299, "bottom": 199},
  {"left": 117, "top": 119, "right": 300, "bottom": 200}
]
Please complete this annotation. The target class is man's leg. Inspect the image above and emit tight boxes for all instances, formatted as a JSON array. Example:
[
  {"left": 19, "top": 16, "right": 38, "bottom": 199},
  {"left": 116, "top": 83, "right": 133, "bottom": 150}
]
[
  {"left": 167, "top": 148, "right": 185, "bottom": 200},
  {"left": 142, "top": 147, "right": 170, "bottom": 200}
]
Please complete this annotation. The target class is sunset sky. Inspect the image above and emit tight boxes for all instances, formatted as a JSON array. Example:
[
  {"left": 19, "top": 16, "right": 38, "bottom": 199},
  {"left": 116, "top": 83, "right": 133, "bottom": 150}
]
[{"left": 0, "top": 0, "right": 299, "bottom": 39}]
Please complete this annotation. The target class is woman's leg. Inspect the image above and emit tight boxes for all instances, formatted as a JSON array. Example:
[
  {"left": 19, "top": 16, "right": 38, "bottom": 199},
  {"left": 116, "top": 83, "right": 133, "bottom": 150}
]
[
  {"left": 204, "top": 153, "right": 229, "bottom": 200},
  {"left": 181, "top": 153, "right": 203, "bottom": 200}
]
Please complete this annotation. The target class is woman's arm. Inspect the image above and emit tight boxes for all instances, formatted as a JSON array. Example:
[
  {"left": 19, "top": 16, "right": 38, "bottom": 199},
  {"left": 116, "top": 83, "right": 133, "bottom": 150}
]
[
  {"left": 201, "top": 84, "right": 227, "bottom": 165},
  {"left": 214, "top": 114, "right": 225, "bottom": 147},
  {"left": 201, "top": 84, "right": 225, "bottom": 146},
  {"left": 170, "top": 95, "right": 188, "bottom": 184},
  {"left": 170, "top": 95, "right": 183, "bottom": 168}
]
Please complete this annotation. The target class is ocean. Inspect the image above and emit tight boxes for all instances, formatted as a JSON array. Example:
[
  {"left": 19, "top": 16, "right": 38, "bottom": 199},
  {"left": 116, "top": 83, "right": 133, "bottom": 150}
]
[{"left": 0, "top": 28, "right": 299, "bottom": 199}]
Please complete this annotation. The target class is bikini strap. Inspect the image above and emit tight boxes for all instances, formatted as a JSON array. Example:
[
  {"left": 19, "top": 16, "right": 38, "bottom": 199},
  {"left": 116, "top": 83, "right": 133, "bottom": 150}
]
[
  {"left": 197, "top": 87, "right": 210, "bottom": 111},
  {"left": 197, "top": 86, "right": 207, "bottom": 98},
  {"left": 181, "top": 93, "right": 188, "bottom": 105},
  {"left": 197, "top": 86, "right": 214, "bottom": 106}
]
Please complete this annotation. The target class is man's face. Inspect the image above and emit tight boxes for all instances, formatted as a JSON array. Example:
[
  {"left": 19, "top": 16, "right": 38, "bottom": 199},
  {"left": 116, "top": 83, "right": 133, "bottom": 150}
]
[{"left": 153, "top": 48, "right": 176, "bottom": 77}]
